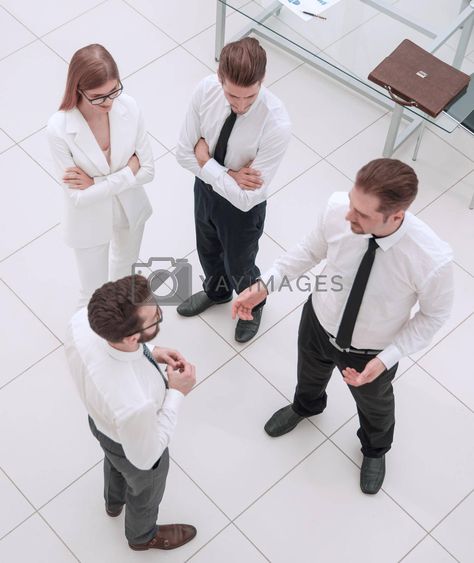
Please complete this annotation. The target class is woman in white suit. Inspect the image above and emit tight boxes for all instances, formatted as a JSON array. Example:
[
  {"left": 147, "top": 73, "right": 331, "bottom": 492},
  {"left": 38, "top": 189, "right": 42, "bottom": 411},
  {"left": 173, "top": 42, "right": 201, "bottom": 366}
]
[{"left": 47, "top": 44, "right": 154, "bottom": 306}]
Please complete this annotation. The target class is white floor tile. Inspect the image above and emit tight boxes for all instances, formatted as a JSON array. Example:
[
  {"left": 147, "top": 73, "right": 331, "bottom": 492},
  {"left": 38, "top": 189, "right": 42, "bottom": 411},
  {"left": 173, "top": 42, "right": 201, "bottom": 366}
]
[
  {"left": 43, "top": 0, "right": 177, "bottom": 79},
  {"left": 429, "top": 125, "right": 474, "bottom": 165},
  {"left": 268, "top": 134, "right": 321, "bottom": 196},
  {"left": 0, "top": 348, "right": 102, "bottom": 507},
  {"left": 124, "top": 47, "right": 210, "bottom": 149},
  {"left": 265, "top": 159, "right": 352, "bottom": 249},
  {"left": 332, "top": 365, "right": 474, "bottom": 530},
  {"left": 199, "top": 233, "right": 309, "bottom": 351},
  {"left": 127, "top": 0, "right": 247, "bottom": 44},
  {"left": 0, "top": 469, "right": 33, "bottom": 539},
  {"left": 0, "top": 147, "right": 61, "bottom": 260},
  {"left": 0, "top": 42, "right": 67, "bottom": 141},
  {"left": 0, "top": 6, "right": 35, "bottom": 60},
  {"left": 0, "top": 515, "right": 77, "bottom": 563},
  {"left": 147, "top": 312, "right": 236, "bottom": 385},
  {"left": 0, "top": 129, "right": 14, "bottom": 154},
  {"left": 432, "top": 492, "right": 474, "bottom": 563},
  {"left": 418, "top": 314, "right": 474, "bottom": 411},
  {"left": 0, "top": 227, "right": 79, "bottom": 342},
  {"left": 236, "top": 440, "right": 424, "bottom": 563},
  {"left": 41, "top": 460, "right": 228, "bottom": 562},
  {"left": 417, "top": 171, "right": 474, "bottom": 274},
  {"left": 402, "top": 536, "right": 456, "bottom": 563},
  {"left": 19, "top": 128, "right": 56, "bottom": 178},
  {"left": 140, "top": 153, "right": 197, "bottom": 261},
  {"left": 171, "top": 355, "right": 325, "bottom": 518},
  {"left": 0, "top": 0, "right": 103, "bottom": 36},
  {"left": 269, "top": 63, "right": 385, "bottom": 157},
  {"left": 0, "top": 281, "right": 60, "bottom": 388},
  {"left": 188, "top": 524, "right": 266, "bottom": 563},
  {"left": 409, "top": 263, "right": 474, "bottom": 362},
  {"left": 148, "top": 134, "right": 169, "bottom": 161},
  {"left": 328, "top": 118, "right": 474, "bottom": 215}
]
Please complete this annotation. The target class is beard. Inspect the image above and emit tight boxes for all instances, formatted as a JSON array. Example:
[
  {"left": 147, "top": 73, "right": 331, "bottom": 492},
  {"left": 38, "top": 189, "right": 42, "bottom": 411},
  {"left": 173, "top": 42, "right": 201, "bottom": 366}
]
[{"left": 138, "top": 325, "right": 159, "bottom": 343}]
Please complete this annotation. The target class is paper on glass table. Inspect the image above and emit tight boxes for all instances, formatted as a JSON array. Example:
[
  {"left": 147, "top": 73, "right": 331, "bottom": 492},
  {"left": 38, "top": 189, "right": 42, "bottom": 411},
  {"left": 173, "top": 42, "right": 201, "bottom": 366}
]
[{"left": 278, "top": 0, "right": 343, "bottom": 21}]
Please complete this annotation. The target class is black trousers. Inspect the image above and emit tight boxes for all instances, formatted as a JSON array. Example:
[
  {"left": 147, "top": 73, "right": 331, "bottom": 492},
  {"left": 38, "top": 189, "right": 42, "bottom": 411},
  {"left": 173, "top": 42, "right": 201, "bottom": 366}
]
[
  {"left": 89, "top": 417, "right": 169, "bottom": 545},
  {"left": 194, "top": 177, "right": 266, "bottom": 308},
  {"left": 293, "top": 297, "right": 397, "bottom": 458}
]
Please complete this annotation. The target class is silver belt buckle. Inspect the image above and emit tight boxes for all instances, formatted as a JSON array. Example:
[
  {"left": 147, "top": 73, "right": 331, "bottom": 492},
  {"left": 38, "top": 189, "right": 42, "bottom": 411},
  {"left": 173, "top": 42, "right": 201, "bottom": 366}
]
[{"left": 329, "top": 336, "right": 350, "bottom": 353}]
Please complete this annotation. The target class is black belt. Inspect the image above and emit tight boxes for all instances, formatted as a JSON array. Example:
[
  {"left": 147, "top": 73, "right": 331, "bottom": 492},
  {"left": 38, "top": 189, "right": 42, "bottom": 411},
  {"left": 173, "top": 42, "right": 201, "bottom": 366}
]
[{"left": 322, "top": 326, "right": 382, "bottom": 355}]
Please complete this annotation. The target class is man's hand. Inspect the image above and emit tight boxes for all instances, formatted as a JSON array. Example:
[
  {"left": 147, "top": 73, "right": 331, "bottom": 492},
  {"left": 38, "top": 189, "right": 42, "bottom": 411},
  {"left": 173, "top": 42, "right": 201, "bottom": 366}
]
[
  {"left": 63, "top": 166, "right": 94, "bottom": 190},
  {"left": 167, "top": 362, "right": 196, "bottom": 396},
  {"left": 194, "top": 138, "right": 211, "bottom": 168},
  {"left": 152, "top": 347, "right": 186, "bottom": 371},
  {"left": 127, "top": 154, "right": 140, "bottom": 175},
  {"left": 342, "top": 357, "right": 386, "bottom": 387},
  {"left": 227, "top": 166, "right": 263, "bottom": 191},
  {"left": 232, "top": 281, "right": 268, "bottom": 321}
]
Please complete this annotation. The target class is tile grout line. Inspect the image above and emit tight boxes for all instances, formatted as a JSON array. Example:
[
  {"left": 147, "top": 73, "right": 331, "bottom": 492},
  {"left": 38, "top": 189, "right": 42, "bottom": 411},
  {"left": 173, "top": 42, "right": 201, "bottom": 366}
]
[
  {"left": 397, "top": 531, "right": 460, "bottom": 563},
  {"left": 36, "top": 460, "right": 103, "bottom": 514},
  {"left": 0, "top": 343, "right": 63, "bottom": 392},
  {"left": 0, "top": 279, "right": 62, "bottom": 343},
  {"left": 0, "top": 222, "right": 59, "bottom": 265},
  {"left": 413, "top": 310, "right": 474, "bottom": 366}
]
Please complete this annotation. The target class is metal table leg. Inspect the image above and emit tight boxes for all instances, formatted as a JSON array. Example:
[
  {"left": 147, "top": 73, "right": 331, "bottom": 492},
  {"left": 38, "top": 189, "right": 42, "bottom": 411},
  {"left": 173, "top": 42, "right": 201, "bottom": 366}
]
[
  {"left": 383, "top": 104, "right": 404, "bottom": 157},
  {"left": 215, "top": 1, "right": 227, "bottom": 62}
]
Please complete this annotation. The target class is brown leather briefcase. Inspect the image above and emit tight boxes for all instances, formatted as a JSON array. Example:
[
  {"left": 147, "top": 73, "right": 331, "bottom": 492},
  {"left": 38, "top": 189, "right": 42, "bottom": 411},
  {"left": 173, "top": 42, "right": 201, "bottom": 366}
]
[{"left": 368, "top": 39, "right": 470, "bottom": 117}]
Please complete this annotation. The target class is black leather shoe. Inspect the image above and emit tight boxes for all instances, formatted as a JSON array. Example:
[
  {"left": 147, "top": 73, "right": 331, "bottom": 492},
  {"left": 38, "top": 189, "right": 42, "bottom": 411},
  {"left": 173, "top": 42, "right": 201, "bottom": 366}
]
[
  {"left": 106, "top": 504, "right": 123, "bottom": 517},
  {"left": 264, "top": 405, "right": 303, "bottom": 437},
  {"left": 177, "top": 291, "right": 232, "bottom": 317},
  {"left": 360, "top": 455, "right": 385, "bottom": 494},
  {"left": 235, "top": 307, "right": 263, "bottom": 343}
]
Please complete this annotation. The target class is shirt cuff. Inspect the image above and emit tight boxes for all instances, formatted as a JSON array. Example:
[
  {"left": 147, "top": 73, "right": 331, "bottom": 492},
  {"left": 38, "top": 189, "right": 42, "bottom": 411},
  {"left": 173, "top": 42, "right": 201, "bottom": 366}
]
[
  {"left": 377, "top": 344, "right": 402, "bottom": 371},
  {"left": 163, "top": 388, "right": 184, "bottom": 408},
  {"left": 200, "top": 158, "right": 225, "bottom": 185},
  {"left": 260, "top": 267, "right": 284, "bottom": 295}
]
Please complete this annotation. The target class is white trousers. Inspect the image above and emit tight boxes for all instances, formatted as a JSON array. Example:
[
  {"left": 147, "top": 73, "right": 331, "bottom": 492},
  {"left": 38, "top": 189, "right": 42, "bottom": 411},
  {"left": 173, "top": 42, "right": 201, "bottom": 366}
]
[{"left": 73, "top": 224, "right": 145, "bottom": 308}]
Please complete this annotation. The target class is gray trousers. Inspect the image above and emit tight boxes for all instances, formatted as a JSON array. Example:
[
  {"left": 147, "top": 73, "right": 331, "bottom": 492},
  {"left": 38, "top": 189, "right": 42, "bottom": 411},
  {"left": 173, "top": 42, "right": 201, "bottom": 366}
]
[{"left": 88, "top": 417, "right": 169, "bottom": 545}]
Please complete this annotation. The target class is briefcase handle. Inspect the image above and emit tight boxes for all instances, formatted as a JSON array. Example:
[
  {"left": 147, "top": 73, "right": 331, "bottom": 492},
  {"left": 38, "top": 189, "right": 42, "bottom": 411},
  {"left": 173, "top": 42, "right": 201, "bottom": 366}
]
[{"left": 385, "top": 86, "right": 418, "bottom": 107}]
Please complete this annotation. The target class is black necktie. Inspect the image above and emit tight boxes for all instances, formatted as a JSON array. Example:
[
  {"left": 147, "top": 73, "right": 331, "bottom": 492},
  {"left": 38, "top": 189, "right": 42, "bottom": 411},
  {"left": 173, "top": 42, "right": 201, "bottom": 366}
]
[
  {"left": 143, "top": 345, "right": 169, "bottom": 389},
  {"left": 213, "top": 110, "right": 237, "bottom": 166},
  {"left": 335, "top": 237, "right": 379, "bottom": 350}
]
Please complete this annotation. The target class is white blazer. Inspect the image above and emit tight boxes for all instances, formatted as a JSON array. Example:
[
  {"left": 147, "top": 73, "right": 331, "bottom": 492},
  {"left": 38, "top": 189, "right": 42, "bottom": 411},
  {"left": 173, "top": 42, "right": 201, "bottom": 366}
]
[{"left": 47, "top": 93, "right": 154, "bottom": 248}]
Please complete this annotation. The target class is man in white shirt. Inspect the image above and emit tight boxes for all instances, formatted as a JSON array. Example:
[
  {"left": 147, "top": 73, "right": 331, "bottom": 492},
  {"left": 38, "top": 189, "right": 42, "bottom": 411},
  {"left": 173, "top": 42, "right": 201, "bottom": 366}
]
[
  {"left": 176, "top": 37, "right": 291, "bottom": 343},
  {"left": 232, "top": 158, "right": 454, "bottom": 494},
  {"left": 65, "top": 275, "right": 197, "bottom": 551}
]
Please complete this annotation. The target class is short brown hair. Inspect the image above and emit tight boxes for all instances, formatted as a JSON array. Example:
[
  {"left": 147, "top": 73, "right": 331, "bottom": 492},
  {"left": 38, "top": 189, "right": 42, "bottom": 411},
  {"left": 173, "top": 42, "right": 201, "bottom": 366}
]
[
  {"left": 59, "top": 44, "right": 120, "bottom": 111},
  {"left": 218, "top": 37, "right": 266, "bottom": 87},
  {"left": 88, "top": 275, "right": 153, "bottom": 342},
  {"left": 355, "top": 158, "right": 418, "bottom": 216}
]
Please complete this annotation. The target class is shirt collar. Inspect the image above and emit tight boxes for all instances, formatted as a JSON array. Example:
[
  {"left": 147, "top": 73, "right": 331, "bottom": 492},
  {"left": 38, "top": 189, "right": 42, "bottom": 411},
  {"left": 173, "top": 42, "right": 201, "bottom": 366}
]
[
  {"left": 102, "top": 340, "right": 144, "bottom": 362},
  {"left": 372, "top": 212, "right": 411, "bottom": 252}
]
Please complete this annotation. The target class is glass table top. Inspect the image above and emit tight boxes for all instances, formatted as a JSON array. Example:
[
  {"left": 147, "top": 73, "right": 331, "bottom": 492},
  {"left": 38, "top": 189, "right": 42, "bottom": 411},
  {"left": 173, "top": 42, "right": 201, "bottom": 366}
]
[{"left": 217, "top": 0, "right": 474, "bottom": 134}]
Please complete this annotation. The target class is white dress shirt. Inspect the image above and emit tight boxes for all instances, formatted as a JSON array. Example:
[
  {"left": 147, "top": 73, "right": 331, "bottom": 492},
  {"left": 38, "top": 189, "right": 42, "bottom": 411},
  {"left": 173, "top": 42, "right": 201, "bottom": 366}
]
[
  {"left": 176, "top": 74, "right": 291, "bottom": 212},
  {"left": 47, "top": 93, "right": 154, "bottom": 248},
  {"left": 65, "top": 308, "right": 183, "bottom": 470},
  {"left": 263, "top": 192, "right": 454, "bottom": 369}
]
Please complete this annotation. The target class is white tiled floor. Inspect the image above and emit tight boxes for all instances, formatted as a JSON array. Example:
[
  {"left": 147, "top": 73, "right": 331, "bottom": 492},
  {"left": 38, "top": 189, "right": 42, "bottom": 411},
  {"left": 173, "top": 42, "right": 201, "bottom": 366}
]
[{"left": 0, "top": 1, "right": 473, "bottom": 562}]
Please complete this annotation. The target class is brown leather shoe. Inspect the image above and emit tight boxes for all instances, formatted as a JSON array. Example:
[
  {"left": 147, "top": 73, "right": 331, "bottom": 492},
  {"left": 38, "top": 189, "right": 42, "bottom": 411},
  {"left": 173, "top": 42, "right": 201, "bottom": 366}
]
[
  {"left": 105, "top": 504, "right": 123, "bottom": 517},
  {"left": 129, "top": 524, "right": 197, "bottom": 551}
]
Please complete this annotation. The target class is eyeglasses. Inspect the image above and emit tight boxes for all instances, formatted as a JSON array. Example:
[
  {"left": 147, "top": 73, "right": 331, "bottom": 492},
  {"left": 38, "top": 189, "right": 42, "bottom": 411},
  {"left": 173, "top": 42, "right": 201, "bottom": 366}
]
[
  {"left": 79, "top": 80, "right": 123, "bottom": 105},
  {"left": 125, "top": 306, "right": 163, "bottom": 337}
]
